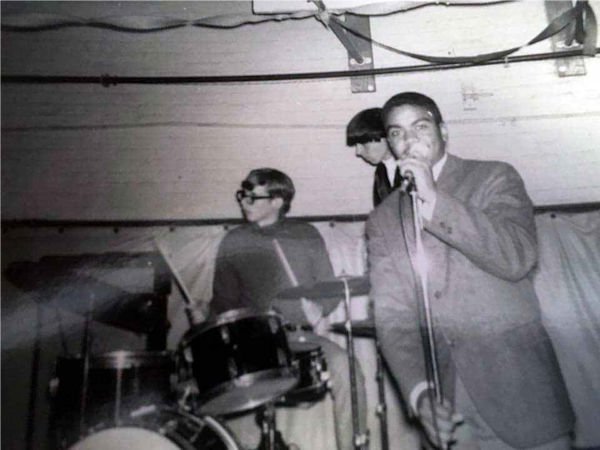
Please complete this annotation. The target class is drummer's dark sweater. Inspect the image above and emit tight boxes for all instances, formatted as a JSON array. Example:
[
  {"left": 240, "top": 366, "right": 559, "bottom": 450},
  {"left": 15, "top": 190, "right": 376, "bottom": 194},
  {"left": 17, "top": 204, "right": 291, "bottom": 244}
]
[{"left": 211, "top": 219, "right": 337, "bottom": 323}]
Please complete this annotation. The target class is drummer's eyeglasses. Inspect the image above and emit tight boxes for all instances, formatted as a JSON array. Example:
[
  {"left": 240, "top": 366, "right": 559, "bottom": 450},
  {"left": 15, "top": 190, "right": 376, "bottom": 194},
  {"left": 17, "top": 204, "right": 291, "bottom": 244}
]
[{"left": 236, "top": 190, "right": 274, "bottom": 204}]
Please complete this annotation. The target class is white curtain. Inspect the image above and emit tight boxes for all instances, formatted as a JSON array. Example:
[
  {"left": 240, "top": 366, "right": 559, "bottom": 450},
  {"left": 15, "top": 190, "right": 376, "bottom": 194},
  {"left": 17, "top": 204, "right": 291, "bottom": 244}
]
[{"left": 534, "top": 211, "right": 600, "bottom": 448}]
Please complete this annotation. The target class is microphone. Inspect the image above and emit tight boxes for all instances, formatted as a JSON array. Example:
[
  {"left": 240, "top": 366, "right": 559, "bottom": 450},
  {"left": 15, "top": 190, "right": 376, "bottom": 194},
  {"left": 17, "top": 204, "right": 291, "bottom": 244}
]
[{"left": 399, "top": 170, "right": 416, "bottom": 193}]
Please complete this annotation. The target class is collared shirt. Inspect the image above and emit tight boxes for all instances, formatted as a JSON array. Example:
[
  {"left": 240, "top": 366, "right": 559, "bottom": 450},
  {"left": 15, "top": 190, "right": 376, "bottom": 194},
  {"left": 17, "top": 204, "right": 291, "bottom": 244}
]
[
  {"left": 420, "top": 152, "right": 448, "bottom": 221},
  {"left": 382, "top": 156, "right": 398, "bottom": 186},
  {"left": 432, "top": 152, "right": 448, "bottom": 182}
]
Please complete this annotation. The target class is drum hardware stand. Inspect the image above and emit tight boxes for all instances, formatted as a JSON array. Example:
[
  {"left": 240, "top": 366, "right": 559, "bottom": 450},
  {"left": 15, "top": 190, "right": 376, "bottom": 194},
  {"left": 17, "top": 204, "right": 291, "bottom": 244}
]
[
  {"left": 255, "top": 402, "right": 290, "bottom": 450},
  {"left": 25, "top": 303, "right": 43, "bottom": 450},
  {"left": 374, "top": 337, "right": 389, "bottom": 450},
  {"left": 154, "top": 239, "right": 196, "bottom": 327},
  {"left": 79, "top": 293, "right": 95, "bottom": 437},
  {"left": 341, "top": 278, "right": 369, "bottom": 450}
]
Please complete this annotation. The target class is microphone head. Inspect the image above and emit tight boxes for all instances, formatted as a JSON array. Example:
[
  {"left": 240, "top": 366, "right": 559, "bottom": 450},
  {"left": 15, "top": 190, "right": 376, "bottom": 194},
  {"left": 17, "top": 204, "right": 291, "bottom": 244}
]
[{"left": 400, "top": 171, "right": 415, "bottom": 193}]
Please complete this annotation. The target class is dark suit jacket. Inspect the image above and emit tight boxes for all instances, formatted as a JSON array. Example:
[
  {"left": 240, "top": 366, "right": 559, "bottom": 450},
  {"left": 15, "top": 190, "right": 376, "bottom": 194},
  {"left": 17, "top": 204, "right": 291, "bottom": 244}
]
[
  {"left": 373, "top": 162, "right": 398, "bottom": 207},
  {"left": 366, "top": 153, "right": 573, "bottom": 447}
]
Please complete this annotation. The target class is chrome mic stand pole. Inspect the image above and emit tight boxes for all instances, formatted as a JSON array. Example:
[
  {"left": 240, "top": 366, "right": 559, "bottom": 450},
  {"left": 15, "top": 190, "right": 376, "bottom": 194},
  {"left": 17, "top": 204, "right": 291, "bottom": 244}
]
[
  {"left": 410, "top": 190, "right": 442, "bottom": 400},
  {"left": 408, "top": 188, "right": 445, "bottom": 448}
]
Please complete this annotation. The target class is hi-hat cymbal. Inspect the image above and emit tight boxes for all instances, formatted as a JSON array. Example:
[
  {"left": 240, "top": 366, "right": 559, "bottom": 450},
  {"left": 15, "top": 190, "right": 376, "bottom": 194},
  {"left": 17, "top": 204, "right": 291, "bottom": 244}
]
[
  {"left": 329, "top": 319, "right": 376, "bottom": 338},
  {"left": 278, "top": 275, "right": 370, "bottom": 299}
]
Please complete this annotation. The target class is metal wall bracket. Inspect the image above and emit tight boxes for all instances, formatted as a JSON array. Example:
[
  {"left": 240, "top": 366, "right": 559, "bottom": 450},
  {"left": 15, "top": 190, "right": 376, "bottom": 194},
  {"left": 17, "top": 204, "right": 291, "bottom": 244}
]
[
  {"left": 342, "top": 14, "right": 376, "bottom": 93},
  {"left": 545, "top": 1, "right": 587, "bottom": 77}
]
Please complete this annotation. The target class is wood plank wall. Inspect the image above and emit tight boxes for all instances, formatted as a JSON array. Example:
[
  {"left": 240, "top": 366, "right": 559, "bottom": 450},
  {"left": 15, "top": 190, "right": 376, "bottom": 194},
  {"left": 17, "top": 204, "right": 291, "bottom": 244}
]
[{"left": 2, "top": 1, "right": 599, "bottom": 221}]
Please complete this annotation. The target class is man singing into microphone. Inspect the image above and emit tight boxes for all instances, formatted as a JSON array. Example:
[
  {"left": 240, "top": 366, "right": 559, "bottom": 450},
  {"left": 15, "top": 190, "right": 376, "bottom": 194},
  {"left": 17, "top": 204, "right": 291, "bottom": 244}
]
[{"left": 366, "top": 92, "right": 573, "bottom": 449}]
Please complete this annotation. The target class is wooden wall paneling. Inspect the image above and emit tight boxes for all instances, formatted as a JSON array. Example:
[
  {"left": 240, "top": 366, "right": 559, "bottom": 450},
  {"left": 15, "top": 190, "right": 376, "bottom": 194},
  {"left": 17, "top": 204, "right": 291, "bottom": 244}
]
[{"left": 2, "top": 1, "right": 599, "bottom": 221}]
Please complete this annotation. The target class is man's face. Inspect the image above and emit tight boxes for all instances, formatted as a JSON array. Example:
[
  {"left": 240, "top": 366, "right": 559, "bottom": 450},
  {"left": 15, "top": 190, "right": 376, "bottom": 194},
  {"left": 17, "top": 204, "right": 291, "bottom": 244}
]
[
  {"left": 238, "top": 183, "right": 282, "bottom": 227},
  {"left": 354, "top": 140, "right": 391, "bottom": 165},
  {"left": 385, "top": 104, "right": 447, "bottom": 166}
]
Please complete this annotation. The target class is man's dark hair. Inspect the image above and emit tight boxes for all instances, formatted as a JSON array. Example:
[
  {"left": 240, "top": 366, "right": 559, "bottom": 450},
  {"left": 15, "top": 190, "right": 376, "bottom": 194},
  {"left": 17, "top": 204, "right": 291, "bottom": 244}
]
[
  {"left": 242, "top": 168, "right": 295, "bottom": 214},
  {"left": 382, "top": 92, "right": 443, "bottom": 126},
  {"left": 346, "top": 108, "right": 385, "bottom": 147}
]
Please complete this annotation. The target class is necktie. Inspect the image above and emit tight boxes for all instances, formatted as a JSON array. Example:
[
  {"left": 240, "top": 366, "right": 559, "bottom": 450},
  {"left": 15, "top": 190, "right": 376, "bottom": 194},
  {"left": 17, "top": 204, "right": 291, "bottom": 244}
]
[{"left": 393, "top": 166, "right": 401, "bottom": 189}]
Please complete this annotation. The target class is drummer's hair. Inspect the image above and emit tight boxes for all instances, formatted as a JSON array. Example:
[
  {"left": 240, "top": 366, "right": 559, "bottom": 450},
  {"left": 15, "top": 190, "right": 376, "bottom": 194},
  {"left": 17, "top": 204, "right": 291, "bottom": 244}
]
[{"left": 242, "top": 168, "right": 295, "bottom": 214}]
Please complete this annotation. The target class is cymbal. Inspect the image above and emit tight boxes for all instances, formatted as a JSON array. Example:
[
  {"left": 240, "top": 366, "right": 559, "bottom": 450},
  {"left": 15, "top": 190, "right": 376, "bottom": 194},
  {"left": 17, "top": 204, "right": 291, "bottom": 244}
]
[
  {"left": 278, "top": 275, "right": 370, "bottom": 299},
  {"left": 4, "top": 261, "right": 165, "bottom": 334},
  {"left": 329, "top": 319, "right": 376, "bottom": 338}
]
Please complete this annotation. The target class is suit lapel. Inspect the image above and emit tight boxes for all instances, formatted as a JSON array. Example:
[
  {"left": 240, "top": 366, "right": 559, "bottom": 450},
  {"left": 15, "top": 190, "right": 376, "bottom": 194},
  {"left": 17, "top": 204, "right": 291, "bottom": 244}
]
[
  {"left": 422, "top": 154, "right": 465, "bottom": 303},
  {"left": 435, "top": 153, "right": 463, "bottom": 196}
]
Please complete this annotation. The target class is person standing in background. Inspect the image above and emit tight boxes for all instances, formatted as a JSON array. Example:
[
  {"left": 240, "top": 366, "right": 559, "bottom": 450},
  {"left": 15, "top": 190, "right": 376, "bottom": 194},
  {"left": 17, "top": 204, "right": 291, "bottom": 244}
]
[{"left": 347, "top": 108, "right": 400, "bottom": 206}]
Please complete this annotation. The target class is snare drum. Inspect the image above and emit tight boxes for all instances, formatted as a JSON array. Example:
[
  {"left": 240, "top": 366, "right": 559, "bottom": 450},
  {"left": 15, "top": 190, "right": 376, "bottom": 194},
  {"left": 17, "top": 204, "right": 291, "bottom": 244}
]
[
  {"left": 179, "top": 308, "right": 298, "bottom": 415},
  {"left": 68, "top": 407, "right": 241, "bottom": 450},
  {"left": 278, "top": 341, "right": 329, "bottom": 405},
  {"left": 51, "top": 351, "right": 175, "bottom": 448}
]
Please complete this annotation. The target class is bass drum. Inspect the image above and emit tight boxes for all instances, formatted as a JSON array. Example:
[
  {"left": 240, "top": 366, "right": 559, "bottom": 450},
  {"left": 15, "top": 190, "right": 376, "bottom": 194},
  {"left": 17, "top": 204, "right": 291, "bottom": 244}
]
[{"left": 69, "top": 408, "right": 241, "bottom": 450}]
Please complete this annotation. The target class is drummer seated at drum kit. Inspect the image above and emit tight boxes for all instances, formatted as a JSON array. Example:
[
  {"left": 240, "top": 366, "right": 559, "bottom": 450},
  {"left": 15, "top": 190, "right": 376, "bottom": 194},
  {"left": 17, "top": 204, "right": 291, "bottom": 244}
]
[{"left": 191, "top": 168, "right": 368, "bottom": 450}]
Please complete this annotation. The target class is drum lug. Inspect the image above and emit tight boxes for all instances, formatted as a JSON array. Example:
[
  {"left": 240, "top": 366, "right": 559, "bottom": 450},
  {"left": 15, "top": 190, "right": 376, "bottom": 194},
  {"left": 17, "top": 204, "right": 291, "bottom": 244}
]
[
  {"left": 48, "top": 377, "right": 59, "bottom": 397},
  {"left": 227, "top": 358, "right": 239, "bottom": 378},
  {"left": 268, "top": 317, "right": 279, "bottom": 334},
  {"left": 159, "top": 419, "right": 178, "bottom": 436},
  {"left": 278, "top": 349, "right": 291, "bottom": 366},
  {"left": 220, "top": 325, "right": 231, "bottom": 344},
  {"left": 182, "top": 347, "right": 193, "bottom": 363}
]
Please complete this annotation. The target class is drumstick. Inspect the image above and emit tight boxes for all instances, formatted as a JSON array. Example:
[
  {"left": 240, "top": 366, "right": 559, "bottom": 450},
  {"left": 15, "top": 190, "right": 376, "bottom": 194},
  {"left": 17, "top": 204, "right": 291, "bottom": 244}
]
[
  {"left": 153, "top": 238, "right": 196, "bottom": 325},
  {"left": 273, "top": 239, "right": 322, "bottom": 328},
  {"left": 272, "top": 239, "right": 299, "bottom": 287}
]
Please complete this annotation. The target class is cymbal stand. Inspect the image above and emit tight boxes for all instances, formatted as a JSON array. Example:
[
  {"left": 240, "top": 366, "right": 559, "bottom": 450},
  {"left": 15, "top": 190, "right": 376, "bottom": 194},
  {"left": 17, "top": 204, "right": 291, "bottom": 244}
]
[
  {"left": 256, "top": 401, "right": 289, "bottom": 450},
  {"left": 26, "top": 303, "right": 43, "bottom": 450},
  {"left": 154, "top": 239, "right": 195, "bottom": 327},
  {"left": 374, "top": 336, "right": 389, "bottom": 450},
  {"left": 78, "top": 293, "right": 94, "bottom": 437},
  {"left": 341, "top": 278, "right": 368, "bottom": 450}
]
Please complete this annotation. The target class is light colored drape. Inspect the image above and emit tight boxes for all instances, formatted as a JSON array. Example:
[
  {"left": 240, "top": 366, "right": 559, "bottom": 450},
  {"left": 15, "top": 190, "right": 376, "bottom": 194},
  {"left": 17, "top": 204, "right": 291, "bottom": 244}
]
[{"left": 534, "top": 211, "right": 600, "bottom": 448}]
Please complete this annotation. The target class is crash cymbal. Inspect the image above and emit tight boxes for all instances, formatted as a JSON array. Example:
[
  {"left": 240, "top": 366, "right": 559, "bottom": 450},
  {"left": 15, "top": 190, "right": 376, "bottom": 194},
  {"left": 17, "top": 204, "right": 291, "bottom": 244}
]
[
  {"left": 4, "top": 261, "right": 164, "bottom": 334},
  {"left": 278, "top": 275, "right": 370, "bottom": 299},
  {"left": 329, "top": 319, "right": 376, "bottom": 338}
]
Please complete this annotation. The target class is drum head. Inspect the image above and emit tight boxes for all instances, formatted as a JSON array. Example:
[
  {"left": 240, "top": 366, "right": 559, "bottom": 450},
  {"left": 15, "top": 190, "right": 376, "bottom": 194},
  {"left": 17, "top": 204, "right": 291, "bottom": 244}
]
[
  {"left": 67, "top": 409, "right": 241, "bottom": 450},
  {"left": 70, "top": 427, "right": 179, "bottom": 450}
]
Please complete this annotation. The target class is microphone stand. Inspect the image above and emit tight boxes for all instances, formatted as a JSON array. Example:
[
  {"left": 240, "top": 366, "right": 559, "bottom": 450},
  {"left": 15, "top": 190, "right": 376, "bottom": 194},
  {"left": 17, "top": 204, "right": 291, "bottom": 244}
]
[
  {"left": 409, "top": 190, "right": 442, "bottom": 401},
  {"left": 401, "top": 182, "right": 444, "bottom": 448}
]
